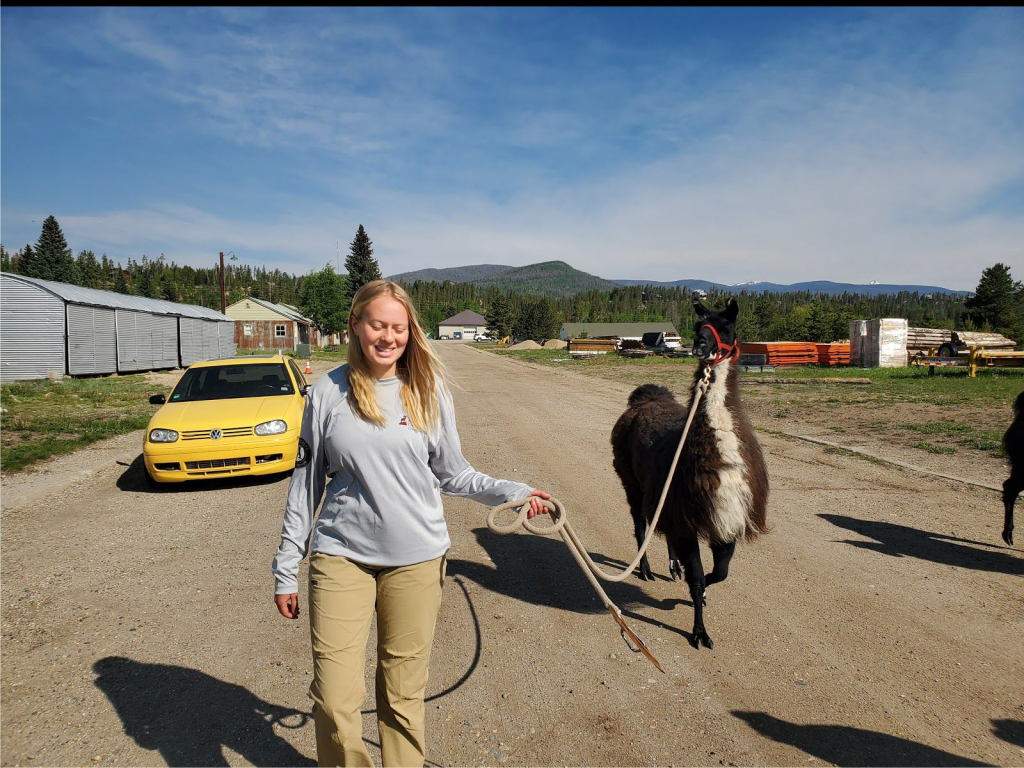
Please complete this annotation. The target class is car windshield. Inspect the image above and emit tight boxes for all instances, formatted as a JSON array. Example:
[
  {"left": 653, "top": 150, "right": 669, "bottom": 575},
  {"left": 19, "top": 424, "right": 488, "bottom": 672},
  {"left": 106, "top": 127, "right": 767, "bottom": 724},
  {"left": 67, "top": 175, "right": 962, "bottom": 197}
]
[{"left": 169, "top": 363, "right": 294, "bottom": 403}]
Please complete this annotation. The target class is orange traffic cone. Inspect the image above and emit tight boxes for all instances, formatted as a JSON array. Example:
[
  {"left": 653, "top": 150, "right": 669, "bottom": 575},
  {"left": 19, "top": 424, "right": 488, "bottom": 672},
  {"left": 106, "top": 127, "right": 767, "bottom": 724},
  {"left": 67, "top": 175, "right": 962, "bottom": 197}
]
[{"left": 304, "top": 359, "right": 312, "bottom": 374}]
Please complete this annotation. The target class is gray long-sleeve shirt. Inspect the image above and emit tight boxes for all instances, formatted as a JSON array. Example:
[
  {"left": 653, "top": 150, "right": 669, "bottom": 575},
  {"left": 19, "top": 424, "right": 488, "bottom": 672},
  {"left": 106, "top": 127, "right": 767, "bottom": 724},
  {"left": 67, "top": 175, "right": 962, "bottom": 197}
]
[{"left": 271, "top": 365, "right": 534, "bottom": 594}]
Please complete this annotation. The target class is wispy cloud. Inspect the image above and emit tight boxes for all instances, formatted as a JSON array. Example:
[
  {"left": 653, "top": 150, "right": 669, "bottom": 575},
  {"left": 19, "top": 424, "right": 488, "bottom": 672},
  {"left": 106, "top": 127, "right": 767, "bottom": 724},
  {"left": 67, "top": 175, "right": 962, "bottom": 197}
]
[{"left": 1, "top": 7, "right": 1021, "bottom": 290}]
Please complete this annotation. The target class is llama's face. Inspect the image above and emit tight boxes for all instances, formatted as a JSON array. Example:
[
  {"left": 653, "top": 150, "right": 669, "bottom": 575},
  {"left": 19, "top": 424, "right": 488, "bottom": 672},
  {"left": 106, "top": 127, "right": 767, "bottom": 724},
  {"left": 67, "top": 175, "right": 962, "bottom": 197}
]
[{"left": 691, "top": 298, "right": 738, "bottom": 360}]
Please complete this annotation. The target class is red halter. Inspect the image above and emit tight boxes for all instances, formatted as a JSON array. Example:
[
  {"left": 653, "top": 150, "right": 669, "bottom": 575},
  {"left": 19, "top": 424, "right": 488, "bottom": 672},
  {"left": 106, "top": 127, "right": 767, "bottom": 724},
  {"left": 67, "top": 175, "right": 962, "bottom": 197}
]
[{"left": 699, "top": 323, "right": 740, "bottom": 366}]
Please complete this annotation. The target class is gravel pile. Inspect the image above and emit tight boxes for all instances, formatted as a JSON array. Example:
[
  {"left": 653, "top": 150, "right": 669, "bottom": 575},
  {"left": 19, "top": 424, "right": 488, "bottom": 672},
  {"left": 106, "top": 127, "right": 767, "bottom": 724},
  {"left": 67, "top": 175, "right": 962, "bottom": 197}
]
[
  {"left": 543, "top": 339, "right": 568, "bottom": 349},
  {"left": 509, "top": 340, "right": 542, "bottom": 350}
]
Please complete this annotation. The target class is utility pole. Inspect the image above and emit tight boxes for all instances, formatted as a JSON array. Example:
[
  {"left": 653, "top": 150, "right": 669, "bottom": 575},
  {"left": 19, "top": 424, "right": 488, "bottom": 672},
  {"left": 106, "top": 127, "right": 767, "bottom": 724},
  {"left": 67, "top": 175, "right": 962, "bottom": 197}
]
[
  {"left": 336, "top": 241, "right": 340, "bottom": 271},
  {"left": 219, "top": 252, "right": 226, "bottom": 314}
]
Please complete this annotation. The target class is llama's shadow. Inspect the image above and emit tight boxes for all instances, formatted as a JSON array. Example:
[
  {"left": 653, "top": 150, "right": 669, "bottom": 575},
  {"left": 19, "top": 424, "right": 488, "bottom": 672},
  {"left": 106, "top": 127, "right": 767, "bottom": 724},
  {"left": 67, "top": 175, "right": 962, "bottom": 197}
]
[
  {"left": 733, "top": 710, "right": 994, "bottom": 767},
  {"left": 992, "top": 718, "right": 1024, "bottom": 748},
  {"left": 819, "top": 514, "right": 1024, "bottom": 576},
  {"left": 447, "top": 527, "right": 690, "bottom": 626},
  {"left": 92, "top": 656, "right": 314, "bottom": 767}
]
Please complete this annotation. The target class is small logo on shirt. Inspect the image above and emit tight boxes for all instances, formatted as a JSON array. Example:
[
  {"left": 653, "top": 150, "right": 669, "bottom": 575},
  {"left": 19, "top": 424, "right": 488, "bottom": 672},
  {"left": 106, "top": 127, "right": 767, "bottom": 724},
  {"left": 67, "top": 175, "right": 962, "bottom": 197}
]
[{"left": 399, "top": 414, "right": 409, "bottom": 426}]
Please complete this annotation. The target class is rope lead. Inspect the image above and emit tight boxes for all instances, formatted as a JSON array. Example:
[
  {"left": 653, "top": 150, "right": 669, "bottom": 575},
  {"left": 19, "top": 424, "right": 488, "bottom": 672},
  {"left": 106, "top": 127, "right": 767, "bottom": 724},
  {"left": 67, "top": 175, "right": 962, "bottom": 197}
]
[{"left": 487, "top": 365, "right": 714, "bottom": 673}]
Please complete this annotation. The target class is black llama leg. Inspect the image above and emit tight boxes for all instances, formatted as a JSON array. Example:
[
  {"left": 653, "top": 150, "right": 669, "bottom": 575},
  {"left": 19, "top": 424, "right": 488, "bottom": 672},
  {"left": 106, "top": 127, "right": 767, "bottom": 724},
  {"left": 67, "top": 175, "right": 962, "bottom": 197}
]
[
  {"left": 1004, "top": 474, "right": 1022, "bottom": 546},
  {"left": 667, "top": 539, "right": 682, "bottom": 582},
  {"left": 674, "top": 534, "right": 712, "bottom": 649},
  {"left": 624, "top": 485, "right": 654, "bottom": 581},
  {"left": 705, "top": 540, "right": 736, "bottom": 588}
]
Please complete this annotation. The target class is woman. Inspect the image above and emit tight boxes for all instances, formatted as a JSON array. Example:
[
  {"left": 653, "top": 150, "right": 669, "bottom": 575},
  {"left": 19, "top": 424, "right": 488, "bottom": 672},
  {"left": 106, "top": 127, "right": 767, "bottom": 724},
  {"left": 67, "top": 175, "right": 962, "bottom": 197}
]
[{"left": 272, "top": 280, "right": 549, "bottom": 768}]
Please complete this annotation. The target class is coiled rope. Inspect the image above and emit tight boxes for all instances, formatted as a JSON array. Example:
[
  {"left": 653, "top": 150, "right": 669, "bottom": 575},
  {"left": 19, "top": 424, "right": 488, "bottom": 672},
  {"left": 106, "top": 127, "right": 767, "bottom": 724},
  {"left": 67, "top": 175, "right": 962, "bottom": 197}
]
[{"left": 486, "top": 365, "right": 714, "bottom": 672}]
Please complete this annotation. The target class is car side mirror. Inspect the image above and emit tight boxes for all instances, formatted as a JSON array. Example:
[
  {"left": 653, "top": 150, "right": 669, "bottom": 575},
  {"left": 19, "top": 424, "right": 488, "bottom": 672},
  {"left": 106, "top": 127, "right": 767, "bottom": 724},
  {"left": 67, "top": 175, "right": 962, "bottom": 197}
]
[
  {"left": 300, "top": 385, "right": 310, "bottom": 396},
  {"left": 149, "top": 394, "right": 166, "bottom": 405}
]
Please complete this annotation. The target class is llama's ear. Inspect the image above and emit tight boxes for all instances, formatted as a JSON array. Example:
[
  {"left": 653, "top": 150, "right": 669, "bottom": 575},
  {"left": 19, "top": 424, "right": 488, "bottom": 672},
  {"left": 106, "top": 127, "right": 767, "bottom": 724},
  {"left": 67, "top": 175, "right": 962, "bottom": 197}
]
[
  {"left": 692, "top": 298, "right": 710, "bottom": 318},
  {"left": 724, "top": 298, "right": 739, "bottom": 322}
]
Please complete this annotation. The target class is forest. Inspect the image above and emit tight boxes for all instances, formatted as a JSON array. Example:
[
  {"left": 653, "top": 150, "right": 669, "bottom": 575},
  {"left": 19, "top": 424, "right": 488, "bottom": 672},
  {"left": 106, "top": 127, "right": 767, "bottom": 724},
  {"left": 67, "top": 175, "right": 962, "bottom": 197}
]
[{"left": 3, "top": 216, "right": 1020, "bottom": 345}]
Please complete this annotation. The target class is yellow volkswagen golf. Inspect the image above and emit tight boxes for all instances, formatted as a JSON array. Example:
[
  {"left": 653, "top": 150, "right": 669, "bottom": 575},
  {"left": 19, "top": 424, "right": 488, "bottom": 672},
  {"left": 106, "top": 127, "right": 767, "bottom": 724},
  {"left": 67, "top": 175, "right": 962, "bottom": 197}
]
[{"left": 143, "top": 354, "right": 309, "bottom": 485}]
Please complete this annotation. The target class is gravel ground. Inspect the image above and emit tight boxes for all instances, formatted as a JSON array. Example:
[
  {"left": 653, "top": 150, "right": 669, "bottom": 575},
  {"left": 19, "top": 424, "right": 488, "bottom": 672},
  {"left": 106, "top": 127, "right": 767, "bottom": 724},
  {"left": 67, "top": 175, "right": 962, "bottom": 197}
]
[{"left": 1, "top": 346, "right": 1021, "bottom": 767}]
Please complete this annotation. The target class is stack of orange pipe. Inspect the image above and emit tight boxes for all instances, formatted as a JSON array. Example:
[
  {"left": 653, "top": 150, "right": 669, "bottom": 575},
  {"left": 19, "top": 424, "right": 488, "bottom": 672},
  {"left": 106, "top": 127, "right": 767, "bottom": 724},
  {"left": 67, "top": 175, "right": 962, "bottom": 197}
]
[
  {"left": 740, "top": 342, "right": 818, "bottom": 366},
  {"left": 815, "top": 343, "right": 851, "bottom": 365}
]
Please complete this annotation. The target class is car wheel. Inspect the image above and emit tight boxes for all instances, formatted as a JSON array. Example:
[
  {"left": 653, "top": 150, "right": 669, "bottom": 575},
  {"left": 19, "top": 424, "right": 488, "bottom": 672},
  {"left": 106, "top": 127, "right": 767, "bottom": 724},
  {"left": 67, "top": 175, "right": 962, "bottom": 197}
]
[{"left": 295, "top": 439, "right": 308, "bottom": 468}]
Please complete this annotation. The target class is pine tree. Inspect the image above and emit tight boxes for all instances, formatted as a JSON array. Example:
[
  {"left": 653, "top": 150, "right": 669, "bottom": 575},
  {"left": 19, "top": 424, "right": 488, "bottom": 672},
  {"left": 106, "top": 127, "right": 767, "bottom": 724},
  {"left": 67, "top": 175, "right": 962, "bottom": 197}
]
[
  {"left": 484, "top": 294, "right": 515, "bottom": 341},
  {"left": 114, "top": 263, "right": 129, "bottom": 294},
  {"left": 31, "top": 215, "right": 79, "bottom": 284},
  {"left": 75, "top": 250, "right": 105, "bottom": 288},
  {"left": 342, "top": 225, "right": 382, "bottom": 309},
  {"left": 964, "top": 263, "right": 1023, "bottom": 337},
  {"left": 0, "top": 245, "right": 10, "bottom": 273},
  {"left": 16, "top": 244, "right": 37, "bottom": 277}
]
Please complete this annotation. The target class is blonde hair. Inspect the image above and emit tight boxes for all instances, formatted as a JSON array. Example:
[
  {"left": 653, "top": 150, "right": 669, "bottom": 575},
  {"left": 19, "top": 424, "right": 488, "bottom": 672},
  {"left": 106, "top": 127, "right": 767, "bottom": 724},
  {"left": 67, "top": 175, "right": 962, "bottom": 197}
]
[{"left": 346, "top": 280, "right": 446, "bottom": 432}]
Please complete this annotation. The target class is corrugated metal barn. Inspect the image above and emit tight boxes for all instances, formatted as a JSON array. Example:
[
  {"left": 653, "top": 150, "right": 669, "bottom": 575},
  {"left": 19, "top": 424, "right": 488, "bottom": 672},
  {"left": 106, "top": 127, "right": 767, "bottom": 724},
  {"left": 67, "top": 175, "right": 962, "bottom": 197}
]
[{"left": 0, "top": 273, "right": 236, "bottom": 381}]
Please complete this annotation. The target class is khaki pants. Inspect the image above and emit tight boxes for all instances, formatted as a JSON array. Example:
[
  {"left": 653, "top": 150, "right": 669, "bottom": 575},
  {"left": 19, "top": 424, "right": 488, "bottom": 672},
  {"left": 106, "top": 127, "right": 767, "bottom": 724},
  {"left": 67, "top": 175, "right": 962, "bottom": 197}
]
[{"left": 308, "top": 552, "right": 446, "bottom": 768}]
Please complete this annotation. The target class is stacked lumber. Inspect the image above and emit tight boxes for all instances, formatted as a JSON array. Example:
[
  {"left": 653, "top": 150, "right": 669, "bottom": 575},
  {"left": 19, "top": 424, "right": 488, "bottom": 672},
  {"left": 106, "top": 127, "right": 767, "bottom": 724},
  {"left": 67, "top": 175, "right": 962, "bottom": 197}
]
[
  {"left": 863, "top": 318, "right": 908, "bottom": 368},
  {"left": 815, "top": 342, "right": 851, "bottom": 365},
  {"left": 568, "top": 338, "right": 618, "bottom": 354},
  {"left": 740, "top": 342, "right": 818, "bottom": 366},
  {"left": 952, "top": 331, "right": 1016, "bottom": 349},
  {"left": 907, "top": 327, "right": 952, "bottom": 352},
  {"left": 849, "top": 320, "right": 867, "bottom": 367}
]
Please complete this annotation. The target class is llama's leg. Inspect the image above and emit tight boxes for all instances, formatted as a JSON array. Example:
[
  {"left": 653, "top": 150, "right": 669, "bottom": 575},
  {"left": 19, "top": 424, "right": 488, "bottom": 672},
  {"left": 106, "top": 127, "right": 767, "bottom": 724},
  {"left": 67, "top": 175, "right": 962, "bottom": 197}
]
[
  {"left": 667, "top": 540, "right": 682, "bottom": 582},
  {"left": 632, "top": 513, "right": 654, "bottom": 581},
  {"left": 621, "top": 481, "right": 654, "bottom": 581},
  {"left": 705, "top": 540, "right": 736, "bottom": 588},
  {"left": 674, "top": 535, "right": 712, "bottom": 649},
  {"left": 1004, "top": 474, "right": 1022, "bottom": 546}
]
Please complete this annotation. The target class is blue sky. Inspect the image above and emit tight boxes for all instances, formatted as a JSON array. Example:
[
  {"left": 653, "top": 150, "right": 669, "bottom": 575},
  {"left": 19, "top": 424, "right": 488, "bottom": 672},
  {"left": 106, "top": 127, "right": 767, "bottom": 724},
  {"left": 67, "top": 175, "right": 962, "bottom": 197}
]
[{"left": 2, "top": 7, "right": 1022, "bottom": 291}]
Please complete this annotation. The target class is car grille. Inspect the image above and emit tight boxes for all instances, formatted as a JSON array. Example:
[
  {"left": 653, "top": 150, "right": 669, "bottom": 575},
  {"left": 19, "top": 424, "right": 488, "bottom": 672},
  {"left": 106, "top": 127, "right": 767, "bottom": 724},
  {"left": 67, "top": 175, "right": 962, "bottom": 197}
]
[
  {"left": 181, "top": 427, "right": 254, "bottom": 440},
  {"left": 185, "top": 457, "right": 251, "bottom": 470}
]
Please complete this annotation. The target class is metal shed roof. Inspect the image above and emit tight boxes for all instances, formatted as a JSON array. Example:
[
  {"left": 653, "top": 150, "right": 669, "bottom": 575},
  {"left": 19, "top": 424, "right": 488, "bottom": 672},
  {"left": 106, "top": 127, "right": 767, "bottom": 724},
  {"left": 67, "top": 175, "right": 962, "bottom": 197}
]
[
  {"left": 1, "top": 272, "right": 230, "bottom": 321},
  {"left": 246, "top": 297, "right": 311, "bottom": 325}
]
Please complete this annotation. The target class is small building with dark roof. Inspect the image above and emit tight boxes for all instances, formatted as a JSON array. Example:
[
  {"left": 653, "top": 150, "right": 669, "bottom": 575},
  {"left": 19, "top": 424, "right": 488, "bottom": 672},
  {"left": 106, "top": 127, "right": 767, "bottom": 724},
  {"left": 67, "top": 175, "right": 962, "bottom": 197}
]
[{"left": 438, "top": 310, "right": 489, "bottom": 340}]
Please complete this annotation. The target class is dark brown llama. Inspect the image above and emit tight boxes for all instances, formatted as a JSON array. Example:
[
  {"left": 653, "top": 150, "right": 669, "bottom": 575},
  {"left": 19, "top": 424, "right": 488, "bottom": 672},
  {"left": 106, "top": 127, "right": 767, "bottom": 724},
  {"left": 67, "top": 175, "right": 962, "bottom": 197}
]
[
  {"left": 611, "top": 298, "right": 769, "bottom": 649},
  {"left": 1002, "top": 390, "right": 1024, "bottom": 545}
]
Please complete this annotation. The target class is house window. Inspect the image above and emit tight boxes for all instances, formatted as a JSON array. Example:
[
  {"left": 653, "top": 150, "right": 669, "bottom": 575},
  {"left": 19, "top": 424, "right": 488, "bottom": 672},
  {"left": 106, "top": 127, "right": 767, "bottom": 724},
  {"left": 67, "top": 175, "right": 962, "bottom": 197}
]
[
  {"left": 243, "top": 323, "right": 253, "bottom": 337},
  {"left": 275, "top": 324, "right": 287, "bottom": 338}
]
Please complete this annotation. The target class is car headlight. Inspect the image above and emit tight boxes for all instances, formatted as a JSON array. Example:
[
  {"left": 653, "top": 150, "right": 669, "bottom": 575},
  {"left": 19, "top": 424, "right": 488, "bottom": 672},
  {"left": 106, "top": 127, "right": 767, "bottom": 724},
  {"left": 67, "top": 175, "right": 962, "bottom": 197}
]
[
  {"left": 149, "top": 429, "right": 179, "bottom": 443},
  {"left": 255, "top": 420, "right": 288, "bottom": 436}
]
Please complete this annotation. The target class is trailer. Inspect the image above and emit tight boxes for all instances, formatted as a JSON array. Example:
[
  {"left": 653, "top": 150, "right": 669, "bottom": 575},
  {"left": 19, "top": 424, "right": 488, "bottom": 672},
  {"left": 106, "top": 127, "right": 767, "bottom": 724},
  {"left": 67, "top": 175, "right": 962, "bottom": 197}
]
[{"left": 910, "top": 346, "right": 1024, "bottom": 377}]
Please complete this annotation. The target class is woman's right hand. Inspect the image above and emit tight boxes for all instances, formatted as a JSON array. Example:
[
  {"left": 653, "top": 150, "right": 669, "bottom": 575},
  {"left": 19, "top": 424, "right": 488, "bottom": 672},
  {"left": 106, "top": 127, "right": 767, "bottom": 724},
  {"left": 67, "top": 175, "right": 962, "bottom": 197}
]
[{"left": 275, "top": 593, "right": 300, "bottom": 619}]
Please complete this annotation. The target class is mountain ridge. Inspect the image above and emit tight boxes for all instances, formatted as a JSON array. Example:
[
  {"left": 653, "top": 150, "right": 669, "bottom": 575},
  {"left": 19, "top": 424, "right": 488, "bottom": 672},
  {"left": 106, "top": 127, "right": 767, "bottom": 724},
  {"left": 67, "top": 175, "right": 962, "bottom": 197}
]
[{"left": 388, "top": 262, "right": 969, "bottom": 296}]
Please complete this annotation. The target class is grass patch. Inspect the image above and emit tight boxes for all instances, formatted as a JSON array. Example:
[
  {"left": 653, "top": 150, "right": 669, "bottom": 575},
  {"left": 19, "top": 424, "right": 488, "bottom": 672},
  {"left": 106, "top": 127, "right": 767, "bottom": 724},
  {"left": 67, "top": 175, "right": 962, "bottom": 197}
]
[
  {"left": 904, "top": 420, "right": 973, "bottom": 435},
  {"left": 822, "top": 445, "right": 890, "bottom": 466},
  {"left": 313, "top": 344, "right": 349, "bottom": 363},
  {"left": 913, "top": 440, "right": 958, "bottom": 455},
  {"left": 1, "top": 375, "right": 162, "bottom": 473}
]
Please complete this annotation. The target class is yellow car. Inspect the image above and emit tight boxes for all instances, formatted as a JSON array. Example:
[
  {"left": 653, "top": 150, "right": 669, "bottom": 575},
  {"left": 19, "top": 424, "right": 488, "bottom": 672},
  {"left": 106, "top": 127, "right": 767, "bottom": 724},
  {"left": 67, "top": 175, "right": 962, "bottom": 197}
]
[{"left": 143, "top": 354, "right": 309, "bottom": 485}]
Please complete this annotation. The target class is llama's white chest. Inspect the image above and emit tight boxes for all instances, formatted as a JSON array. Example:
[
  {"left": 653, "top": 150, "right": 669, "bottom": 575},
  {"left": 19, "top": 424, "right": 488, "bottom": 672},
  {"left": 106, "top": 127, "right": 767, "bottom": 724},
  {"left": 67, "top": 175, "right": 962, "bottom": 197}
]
[{"left": 704, "top": 370, "right": 754, "bottom": 541}]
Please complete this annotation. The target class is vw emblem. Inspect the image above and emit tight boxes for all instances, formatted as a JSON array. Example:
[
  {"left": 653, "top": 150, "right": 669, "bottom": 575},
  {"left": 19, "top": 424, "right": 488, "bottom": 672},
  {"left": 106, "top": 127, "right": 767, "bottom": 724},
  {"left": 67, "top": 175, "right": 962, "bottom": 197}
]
[{"left": 210, "top": 429, "right": 223, "bottom": 440}]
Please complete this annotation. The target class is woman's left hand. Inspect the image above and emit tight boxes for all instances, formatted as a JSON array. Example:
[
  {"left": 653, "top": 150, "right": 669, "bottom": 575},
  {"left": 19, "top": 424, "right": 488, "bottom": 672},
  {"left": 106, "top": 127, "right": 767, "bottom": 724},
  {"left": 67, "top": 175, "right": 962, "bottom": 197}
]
[{"left": 527, "top": 489, "right": 552, "bottom": 519}]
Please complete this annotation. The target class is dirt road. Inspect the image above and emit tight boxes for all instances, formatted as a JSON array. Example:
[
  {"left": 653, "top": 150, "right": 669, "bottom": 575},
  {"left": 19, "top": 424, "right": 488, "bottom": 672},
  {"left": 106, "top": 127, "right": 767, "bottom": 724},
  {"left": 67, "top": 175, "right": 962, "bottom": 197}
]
[{"left": 1, "top": 343, "right": 1021, "bottom": 767}]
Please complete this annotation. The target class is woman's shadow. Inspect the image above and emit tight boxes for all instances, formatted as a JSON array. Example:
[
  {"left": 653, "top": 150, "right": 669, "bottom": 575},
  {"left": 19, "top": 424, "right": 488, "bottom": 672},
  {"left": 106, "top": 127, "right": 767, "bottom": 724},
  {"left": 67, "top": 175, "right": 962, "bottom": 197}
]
[{"left": 93, "top": 656, "right": 315, "bottom": 767}]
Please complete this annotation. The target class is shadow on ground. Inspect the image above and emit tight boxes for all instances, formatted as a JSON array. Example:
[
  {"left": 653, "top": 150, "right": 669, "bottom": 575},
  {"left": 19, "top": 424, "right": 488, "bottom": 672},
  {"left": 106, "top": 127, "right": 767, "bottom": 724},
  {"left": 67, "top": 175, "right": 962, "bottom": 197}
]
[
  {"left": 991, "top": 718, "right": 1024, "bottom": 748},
  {"left": 93, "top": 656, "right": 314, "bottom": 767},
  {"left": 116, "top": 454, "right": 291, "bottom": 494},
  {"left": 733, "top": 710, "right": 994, "bottom": 767},
  {"left": 819, "top": 514, "right": 1024, "bottom": 576},
  {"left": 445, "top": 526, "right": 697, "bottom": 646}
]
